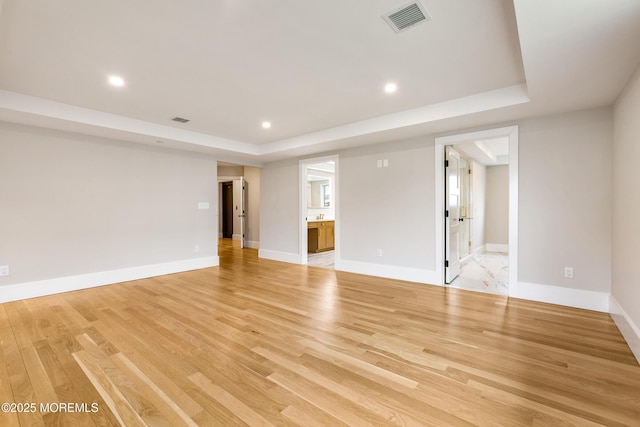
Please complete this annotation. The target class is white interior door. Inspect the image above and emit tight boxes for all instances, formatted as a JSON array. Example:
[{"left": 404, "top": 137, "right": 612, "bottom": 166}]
[{"left": 445, "top": 146, "right": 461, "bottom": 283}]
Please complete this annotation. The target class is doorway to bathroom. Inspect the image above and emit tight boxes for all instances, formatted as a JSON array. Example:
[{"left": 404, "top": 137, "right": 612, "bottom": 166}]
[{"left": 299, "top": 155, "right": 339, "bottom": 269}]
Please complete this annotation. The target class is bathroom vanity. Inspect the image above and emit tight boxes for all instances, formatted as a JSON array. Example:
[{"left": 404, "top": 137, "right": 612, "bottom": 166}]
[{"left": 307, "top": 220, "right": 335, "bottom": 253}]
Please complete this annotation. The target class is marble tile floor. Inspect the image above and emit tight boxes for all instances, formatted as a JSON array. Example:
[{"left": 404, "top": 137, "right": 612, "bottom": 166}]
[
  {"left": 307, "top": 250, "right": 335, "bottom": 269},
  {"left": 450, "top": 251, "right": 509, "bottom": 296}
]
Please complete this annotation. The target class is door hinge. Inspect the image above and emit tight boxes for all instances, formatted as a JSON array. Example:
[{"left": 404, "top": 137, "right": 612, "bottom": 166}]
[
  {"left": 445, "top": 210, "right": 449, "bottom": 218},
  {"left": 445, "top": 260, "right": 449, "bottom": 267},
  {"left": 468, "top": 169, "right": 472, "bottom": 175},
  {"left": 444, "top": 160, "right": 449, "bottom": 167}
]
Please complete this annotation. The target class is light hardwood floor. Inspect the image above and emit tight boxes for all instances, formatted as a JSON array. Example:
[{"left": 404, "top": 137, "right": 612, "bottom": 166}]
[{"left": 1, "top": 239, "right": 639, "bottom": 426}]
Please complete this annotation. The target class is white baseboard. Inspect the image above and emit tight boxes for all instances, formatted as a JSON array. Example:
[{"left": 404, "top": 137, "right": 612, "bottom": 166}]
[
  {"left": 258, "top": 249, "right": 301, "bottom": 264},
  {"left": 473, "top": 244, "right": 486, "bottom": 255},
  {"left": 511, "top": 281, "right": 609, "bottom": 312},
  {"left": 232, "top": 234, "right": 242, "bottom": 241},
  {"left": 0, "top": 256, "right": 219, "bottom": 304},
  {"left": 245, "top": 240, "right": 260, "bottom": 249},
  {"left": 609, "top": 296, "right": 640, "bottom": 364},
  {"left": 336, "top": 259, "right": 440, "bottom": 285},
  {"left": 486, "top": 243, "right": 509, "bottom": 253}
]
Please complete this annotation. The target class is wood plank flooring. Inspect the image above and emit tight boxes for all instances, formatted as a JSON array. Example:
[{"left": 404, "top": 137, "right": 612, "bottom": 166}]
[{"left": 1, "top": 239, "right": 639, "bottom": 426}]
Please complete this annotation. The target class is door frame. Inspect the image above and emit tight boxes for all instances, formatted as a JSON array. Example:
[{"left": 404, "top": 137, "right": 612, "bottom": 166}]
[
  {"left": 434, "top": 126, "right": 519, "bottom": 297},
  {"left": 218, "top": 174, "right": 243, "bottom": 244},
  {"left": 299, "top": 154, "right": 339, "bottom": 265}
]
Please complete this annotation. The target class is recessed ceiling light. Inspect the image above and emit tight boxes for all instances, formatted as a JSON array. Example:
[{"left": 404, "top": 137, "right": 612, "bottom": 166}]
[
  {"left": 262, "top": 121, "right": 271, "bottom": 129},
  {"left": 385, "top": 82, "right": 397, "bottom": 93},
  {"left": 108, "top": 75, "right": 125, "bottom": 87}
]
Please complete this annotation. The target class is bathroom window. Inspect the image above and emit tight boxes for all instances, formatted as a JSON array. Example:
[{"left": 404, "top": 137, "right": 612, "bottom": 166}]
[{"left": 321, "top": 183, "right": 331, "bottom": 207}]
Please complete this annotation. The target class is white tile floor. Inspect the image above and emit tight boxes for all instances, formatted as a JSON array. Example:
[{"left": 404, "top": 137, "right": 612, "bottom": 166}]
[
  {"left": 450, "top": 251, "right": 509, "bottom": 296},
  {"left": 307, "top": 250, "right": 335, "bottom": 269}
]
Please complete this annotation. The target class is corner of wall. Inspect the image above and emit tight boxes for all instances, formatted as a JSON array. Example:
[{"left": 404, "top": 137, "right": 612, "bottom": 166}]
[{"left": 609, "top": 295, "right": 640, "bottom": 365}]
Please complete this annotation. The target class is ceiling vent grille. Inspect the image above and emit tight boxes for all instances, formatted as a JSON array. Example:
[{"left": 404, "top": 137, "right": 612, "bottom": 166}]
[
  {"left": 171, "top": 117, "right": 190, "bottom": 123},
  {"left": 383, "top": 1, "right": 431, "bottom": 33}
]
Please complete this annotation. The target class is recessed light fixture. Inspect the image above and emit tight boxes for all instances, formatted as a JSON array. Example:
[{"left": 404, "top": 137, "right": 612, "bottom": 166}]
[
  {"left": 385, "top": 82, "right": 397, "bottom": 93},
  {"left": 262, "top": 121, "right": 271, "bottom": 129},
  {"left": 108, "top": 75, "right": 125, "bottom": 87}
]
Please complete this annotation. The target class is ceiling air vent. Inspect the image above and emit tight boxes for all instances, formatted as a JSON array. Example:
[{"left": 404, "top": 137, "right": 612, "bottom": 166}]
[
  {"left": 171, "top": 117, "right": 190, "bottom": 123},
  {"left": 383, "top": 1, "right": 431, "bottom": 33}
]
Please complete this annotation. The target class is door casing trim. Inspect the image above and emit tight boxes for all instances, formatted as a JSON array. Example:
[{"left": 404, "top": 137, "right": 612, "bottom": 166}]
[{"left": 434, "top": 126, "right": 519, "bottom": 297}]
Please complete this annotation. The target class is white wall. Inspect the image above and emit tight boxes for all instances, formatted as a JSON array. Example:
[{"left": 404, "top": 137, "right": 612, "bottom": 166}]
[
  {"left": 259, "top": 108, "right": 613, "bottom": 305},
  {"left": 260, "top": 137, "right": 436, "bottom": 279},
  {"left": 259, "top": 159, "right": 299, "bottom": 260},
  {"left": 243, "top": 166, "right": 261, "bottom": 248},
  {"left": 612, "top": 64, "right": 640, "bottom": 348},
  {"left": 339, "top": 138, "right": 435, "bottom": 270},
  {"left": 0, "top": 121, "right": 219, "bottom": 297},
  {"left": 485, "top": 165, "right": 509, "bottom": 247},
  {"left": 518, "top": 108, "right": 612, "bottom": 293},
  {"left": 218, "top": 165, "right": 243, "bottom": 176},
  {"left": 471, "top": 162, "right": 486, "bottom": 251}
]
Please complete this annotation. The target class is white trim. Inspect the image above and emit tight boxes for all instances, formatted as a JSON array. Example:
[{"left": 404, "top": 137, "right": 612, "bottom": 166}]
[
  {"left": 0, "top": 256, "right": 219, "bottom": 304},
  {"left": 217, "top": 175, "right": 243, "bottom": 182},
  {"left": 473, "top": 244, "right": 486, "bottom": 255},
  {"left": 336, "top": 259, "right": 440, "bottom": 285},
  {"left": 434, "top": 126, "right": 519, "bottom": 295},
  {"left": 232, "top": 234, "right": 242, "bottom": 241},
  {"left": 245, "top": 240, "right": 260, "bottom": 249},
  {"left": 512, "top": 281, "right": 609, "bottom": 313},
  {"left": 486, "top": 243, "right": 509, "bottom": 253},
  {"left": 609, "top": 296, "right": 640, "bottom": 364},
  {"left": 258, "top": 249, "right": 300, "bottom": 264}
]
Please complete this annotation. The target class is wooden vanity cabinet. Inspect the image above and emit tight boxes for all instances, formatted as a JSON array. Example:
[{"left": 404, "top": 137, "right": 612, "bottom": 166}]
[{"left": 308, "top": 221, "right": 335, "bottom": 253}]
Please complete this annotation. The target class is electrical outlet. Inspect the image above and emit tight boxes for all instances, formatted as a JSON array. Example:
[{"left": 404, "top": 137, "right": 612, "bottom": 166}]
[
  {"left": 377, "top": 159, "right": 382, "bottom": 168},
  {"left": 377, "top": 249, "right": 383, "bottom": 257},
  {"left": 0, "top": 265, "right": 9, "bottom": 276},
  {"left": 194, "top": 245, "right": 200, "bottom": 253},
  {"left": 564, "top": 267, "right": 574, "bottom": 279},
  {"left": 198, "top": 202, "right": 210, "bottom": 210},
  {"left": 383, "top": 159, "right": 389, "bottom": 167}
]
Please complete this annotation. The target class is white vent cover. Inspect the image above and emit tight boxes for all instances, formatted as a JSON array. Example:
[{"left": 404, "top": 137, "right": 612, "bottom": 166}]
[{"left": 383, "top": 1, "right": 431, "bottom": 33}]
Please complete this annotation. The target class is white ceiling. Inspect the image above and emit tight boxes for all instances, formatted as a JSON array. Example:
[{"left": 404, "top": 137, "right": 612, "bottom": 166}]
[
  {"left": 456, "top": 137, "right": 510, "bottom": 166},
  {"left": 1, "top": 0, "right": 639, "bottom": 166}
]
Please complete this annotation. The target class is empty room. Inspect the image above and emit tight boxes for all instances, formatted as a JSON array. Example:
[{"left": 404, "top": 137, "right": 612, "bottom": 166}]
[{"left": 1, "top": 1, "right": 640, "bottom": 425}]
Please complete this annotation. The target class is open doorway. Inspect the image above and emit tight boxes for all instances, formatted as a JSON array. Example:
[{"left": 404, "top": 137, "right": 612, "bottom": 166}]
[
  {"left": 221, "top": 181, "right": 233, "bottom": 239},
  {"left": 444, "top": 142, "right": 510, "bottom": 295},
  {"left": 218, "top": 178, "right": 247, "bottom": 247},
  {"left": 435, "top": 126, "right": 519, "bottom": 297},
  {"left": 299, "top": 155, "right": 339, "bottom": 269},
  {"left": 217, "top": 161, "right": 261, "bottom": 253}
]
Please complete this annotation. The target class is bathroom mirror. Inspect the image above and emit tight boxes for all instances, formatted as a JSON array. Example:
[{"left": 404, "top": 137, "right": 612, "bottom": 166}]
[{"left": 307, "top": 175, "right": 331, "bottom": 208}]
